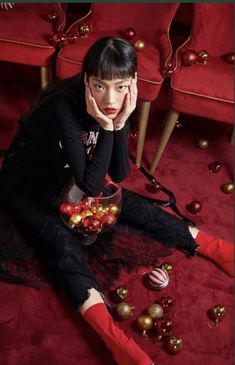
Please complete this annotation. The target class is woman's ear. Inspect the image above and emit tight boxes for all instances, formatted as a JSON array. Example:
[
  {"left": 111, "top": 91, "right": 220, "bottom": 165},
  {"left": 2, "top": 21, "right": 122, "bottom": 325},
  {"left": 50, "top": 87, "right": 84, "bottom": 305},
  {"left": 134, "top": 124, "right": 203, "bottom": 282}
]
[{"left": 84, "top": 73, "right": 88, "bottom": 86}]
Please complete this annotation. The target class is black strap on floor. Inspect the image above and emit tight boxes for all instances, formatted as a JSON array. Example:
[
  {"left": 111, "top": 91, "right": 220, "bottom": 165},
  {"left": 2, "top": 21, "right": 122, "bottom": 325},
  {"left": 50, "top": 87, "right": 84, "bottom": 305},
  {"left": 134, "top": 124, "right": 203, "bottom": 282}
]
[{"left": 138, "top": 166, "right": 196, "bottom": 226}]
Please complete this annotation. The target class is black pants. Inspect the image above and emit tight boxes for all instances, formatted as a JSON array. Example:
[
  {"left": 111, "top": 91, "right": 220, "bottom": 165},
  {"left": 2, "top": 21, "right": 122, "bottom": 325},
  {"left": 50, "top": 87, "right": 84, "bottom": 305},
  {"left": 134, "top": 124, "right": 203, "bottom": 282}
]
[{"left": 0, "top": 180, "right": 198, "bottom": 311}]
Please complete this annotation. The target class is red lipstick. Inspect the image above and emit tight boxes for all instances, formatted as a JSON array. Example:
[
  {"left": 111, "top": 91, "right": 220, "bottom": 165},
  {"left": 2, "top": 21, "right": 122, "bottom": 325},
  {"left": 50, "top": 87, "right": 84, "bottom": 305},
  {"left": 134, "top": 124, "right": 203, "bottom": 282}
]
[{"left": 104, "top": 108, "right": 117, "bottom": 115}]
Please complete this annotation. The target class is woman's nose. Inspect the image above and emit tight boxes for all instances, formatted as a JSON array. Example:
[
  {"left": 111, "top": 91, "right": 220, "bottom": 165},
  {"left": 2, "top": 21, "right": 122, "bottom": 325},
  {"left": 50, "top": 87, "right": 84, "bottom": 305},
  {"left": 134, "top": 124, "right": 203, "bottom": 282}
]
[{"left": 105, "top": 89, "right": 115, "bottom": 105}]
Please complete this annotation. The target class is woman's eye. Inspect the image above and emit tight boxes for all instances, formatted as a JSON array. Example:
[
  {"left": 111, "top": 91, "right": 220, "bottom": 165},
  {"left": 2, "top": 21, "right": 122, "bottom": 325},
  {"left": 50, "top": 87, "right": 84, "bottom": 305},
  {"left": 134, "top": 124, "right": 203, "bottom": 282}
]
[
  {"left": 94, "top": 84, "right": 104, "bottom": 91},
  {"left": 118, "top": 85, "right": 128, "bottom": 91}
]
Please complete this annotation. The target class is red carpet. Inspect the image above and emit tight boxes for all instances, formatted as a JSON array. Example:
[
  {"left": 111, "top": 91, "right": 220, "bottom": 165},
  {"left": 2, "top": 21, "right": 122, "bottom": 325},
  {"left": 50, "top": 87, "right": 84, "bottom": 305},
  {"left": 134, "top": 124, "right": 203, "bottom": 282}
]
[{"left": 0, "top": 61, "right": 234, "bottom": 365}]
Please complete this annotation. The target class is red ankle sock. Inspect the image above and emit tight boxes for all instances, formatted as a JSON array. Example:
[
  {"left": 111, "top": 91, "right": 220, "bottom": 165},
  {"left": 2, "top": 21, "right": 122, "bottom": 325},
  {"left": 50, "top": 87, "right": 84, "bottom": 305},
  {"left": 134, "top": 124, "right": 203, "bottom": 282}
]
[
  {"left": 83, "top": 303, "right": 153, "bottom": 365},
  {"left": 196, "top": 230, "right": 234, "bottom": 277}
]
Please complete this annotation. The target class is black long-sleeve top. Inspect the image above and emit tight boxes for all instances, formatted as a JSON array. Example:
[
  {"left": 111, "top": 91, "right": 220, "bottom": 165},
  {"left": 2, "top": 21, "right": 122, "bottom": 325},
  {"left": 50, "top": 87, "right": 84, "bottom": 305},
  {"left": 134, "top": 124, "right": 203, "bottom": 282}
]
[{"left": 17, "top": 76, "right": 130, "bottom": 196}]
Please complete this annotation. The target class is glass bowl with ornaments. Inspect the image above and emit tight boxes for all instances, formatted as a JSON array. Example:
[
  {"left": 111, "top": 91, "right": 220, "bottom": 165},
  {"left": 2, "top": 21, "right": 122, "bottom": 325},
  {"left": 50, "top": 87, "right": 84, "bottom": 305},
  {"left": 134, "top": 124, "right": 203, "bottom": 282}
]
[{"left": 59, "top": 178, "right": 122, "bottom": 245}]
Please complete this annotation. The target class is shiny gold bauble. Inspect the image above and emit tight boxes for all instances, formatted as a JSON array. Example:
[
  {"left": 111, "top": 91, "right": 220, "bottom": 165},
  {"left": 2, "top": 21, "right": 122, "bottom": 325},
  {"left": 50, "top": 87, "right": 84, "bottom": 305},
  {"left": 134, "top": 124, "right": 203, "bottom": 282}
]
[
  {"left": 166, "top": 336, "right": 183, "bottom": 354},
  {"left": 115, "top": 302, "right": 135, "bottom": 320},
  {"left": 69, "top": 213, "right": 83, "bottom": 228},
  {"left": 79, "top": 24, "right": 90, "bottom": 37},
  {"left": 147, "top": 304, "right": 164, "bottom": 319},
  {"left": 160, "top": 262, "right": 173, "bottom": 275},
  {"left": 115, "top": 286, "right": 128, "bottom": 300},
  {"left": 221, "top": 182, "right": 234, "bottom": 194},
  {"left": 108, "top": 204, "right": 119, "bottom": 215},
  {"left": 198, "top": 50, "right": 209, "bottom": 64},
  {"left": 90, "top": 203, "right": 103, "bottom": 214},
  {"left": 198, "top": 138, "right": 209, "bottom": 149},
  {"left": 210, "top": 304, "right": 227, "bottom": 320},
  {"left": 134, "top": 39, "right": 145, "bottom": 51},
  {"left": 81, "top": 209, "right": 93, "bottom": 218},
  {"left": 136, "top": 314, "right": 153, "bottom": 334}
]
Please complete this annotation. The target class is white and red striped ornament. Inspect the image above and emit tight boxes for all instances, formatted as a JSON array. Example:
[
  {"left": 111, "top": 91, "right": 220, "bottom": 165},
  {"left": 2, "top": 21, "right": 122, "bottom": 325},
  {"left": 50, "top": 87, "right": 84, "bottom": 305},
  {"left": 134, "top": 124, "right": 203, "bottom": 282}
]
[{"left": 148, "top": 268, "right": 169, "bottom": 290}]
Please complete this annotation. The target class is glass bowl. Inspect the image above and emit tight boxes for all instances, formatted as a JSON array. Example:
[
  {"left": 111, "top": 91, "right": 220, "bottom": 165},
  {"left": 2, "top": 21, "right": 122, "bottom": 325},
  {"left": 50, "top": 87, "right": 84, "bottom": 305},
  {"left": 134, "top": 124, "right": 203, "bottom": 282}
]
[{"left": 59, "top": 179, "right": 122, "bottom": 245}]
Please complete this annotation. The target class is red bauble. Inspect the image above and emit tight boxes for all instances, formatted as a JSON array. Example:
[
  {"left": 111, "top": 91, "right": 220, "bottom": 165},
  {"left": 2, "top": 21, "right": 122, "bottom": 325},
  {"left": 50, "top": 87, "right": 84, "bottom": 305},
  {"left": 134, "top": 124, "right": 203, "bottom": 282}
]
[
  {"left": 208, "top": 161, "right": 223, "bottom": 173},
  {"left": 124, "top": 28, "right": 136, "bottom": 40},
  {"left": 101, "top": 212, "right": 117, "bottom": 228},
  {"left": 86, "top": 217, "right": 102, "bottom": 233},
  {"left": 48, "top": 12, "right": 57, "bottom": 21},
  {"left": 158, "top": 296, "right": 173, "bottom": 311},
  {"left": 181, "top": 49, "right": 197, "bottom": 66},
  {"left": 186, "top": 200, "right": 202, "bottom": 214},
  {"left": 59, "top": 202, "right": 74, "bottom": 217},
  {"left": 147, "top": 181, "right": 162, "bottom": 194},
  {"left": 224, "top": 53, "right": 234, "bottom": 64},
  {"left": 154, "top": 316, "right": 173, "bottom": 340}
]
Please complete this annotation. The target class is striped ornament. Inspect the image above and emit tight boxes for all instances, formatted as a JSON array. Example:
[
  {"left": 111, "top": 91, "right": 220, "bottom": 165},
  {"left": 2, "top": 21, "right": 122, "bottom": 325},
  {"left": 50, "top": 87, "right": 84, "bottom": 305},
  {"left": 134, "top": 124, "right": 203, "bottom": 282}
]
[{"left": 148, "top": 268, "right": 169, "bottom": 290}]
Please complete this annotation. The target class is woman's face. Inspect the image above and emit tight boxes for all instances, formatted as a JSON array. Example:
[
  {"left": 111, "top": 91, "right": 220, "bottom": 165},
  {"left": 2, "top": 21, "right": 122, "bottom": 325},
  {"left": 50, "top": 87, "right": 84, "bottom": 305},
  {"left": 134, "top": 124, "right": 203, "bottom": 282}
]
[{"left": 88, "top": 76, "right": 132, "bottom": 119}]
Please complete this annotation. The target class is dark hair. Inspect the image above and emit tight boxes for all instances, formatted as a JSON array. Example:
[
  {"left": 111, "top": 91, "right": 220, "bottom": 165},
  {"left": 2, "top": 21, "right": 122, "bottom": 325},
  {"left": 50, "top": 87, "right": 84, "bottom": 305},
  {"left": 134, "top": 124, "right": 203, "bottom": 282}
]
[
  {"left": 82, "top": 37, "right": 137, "bottom": 80},
  {"left": 23, "top": 37, "right": 136, "bottom": 118}
]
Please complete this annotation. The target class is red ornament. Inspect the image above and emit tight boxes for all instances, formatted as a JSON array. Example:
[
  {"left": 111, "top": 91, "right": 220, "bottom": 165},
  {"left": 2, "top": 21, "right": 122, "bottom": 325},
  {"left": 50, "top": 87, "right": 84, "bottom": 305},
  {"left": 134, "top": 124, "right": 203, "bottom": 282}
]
[
  {"left": 154, "top": 316, "right": 173, "bottom": 340},
  {"left": 124, "top": 28, "right": 136, "bottom": 40},
  {"left": 86, "top": 217, "right": 102, "bottom": 233},
  {"left": 181, "top": 49, "right": 197, "bottom": 66},
  {"left": 48, "top": 12, "right": 57, "bottom": 21},
  {"left": 101, "top": 212, "right": 117, "bottom": 228},
  {"left": 60, "top": 202, "right": 74, "bottom": 217},
  {"left": 208, "top": 161, "right": 223, "bottom": 173},
  {"left": 224, "top": 53, "right": 234, "bottom": 64},
  {"left": 186, "top": 200, "right": 202, "bottom": 214},
  {"left": 158, "top": 296, "right": 173, "bottom": 312},
  {"left": 147, "top": 181, "right": 162, "bottom": 194},
  {"left": 67, "top": 32, "right": 79, "bottom": 43}
]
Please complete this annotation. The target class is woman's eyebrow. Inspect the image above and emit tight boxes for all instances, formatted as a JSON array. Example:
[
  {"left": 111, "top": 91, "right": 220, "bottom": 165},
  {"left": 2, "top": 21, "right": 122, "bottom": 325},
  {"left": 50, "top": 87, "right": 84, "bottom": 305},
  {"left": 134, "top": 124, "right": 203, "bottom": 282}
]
[{"left": 92, "top": 78, "right": 130, "bottom": 85}]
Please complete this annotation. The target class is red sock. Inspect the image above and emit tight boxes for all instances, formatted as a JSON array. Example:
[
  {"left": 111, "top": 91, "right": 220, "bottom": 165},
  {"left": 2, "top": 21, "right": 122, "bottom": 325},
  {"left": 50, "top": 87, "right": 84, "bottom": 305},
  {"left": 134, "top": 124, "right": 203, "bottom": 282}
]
[
  {"left": 196, "top": 230, "right": 234, "bottom": 277},
  {"left": 83, "top": 303, "right": 153, "bottom": 365}
]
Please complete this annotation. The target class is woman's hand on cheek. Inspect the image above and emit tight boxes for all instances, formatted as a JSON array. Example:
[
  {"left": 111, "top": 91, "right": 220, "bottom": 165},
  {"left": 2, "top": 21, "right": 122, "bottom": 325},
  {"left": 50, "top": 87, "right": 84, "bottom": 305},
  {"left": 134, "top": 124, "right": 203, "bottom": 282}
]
[
  {"left": 84, "top": 77, "right": 114, "bottom": 131},
  {"left": 114, "top": 74, "right": 138, "bottom": 131}
]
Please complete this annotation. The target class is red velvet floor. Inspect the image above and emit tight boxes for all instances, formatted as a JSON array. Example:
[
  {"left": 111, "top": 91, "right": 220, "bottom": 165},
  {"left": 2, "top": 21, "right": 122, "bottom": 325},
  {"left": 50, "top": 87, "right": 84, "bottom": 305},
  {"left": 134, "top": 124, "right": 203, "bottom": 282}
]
[{"left": 0, "top": 62, "right": 234, "bottom": 365}]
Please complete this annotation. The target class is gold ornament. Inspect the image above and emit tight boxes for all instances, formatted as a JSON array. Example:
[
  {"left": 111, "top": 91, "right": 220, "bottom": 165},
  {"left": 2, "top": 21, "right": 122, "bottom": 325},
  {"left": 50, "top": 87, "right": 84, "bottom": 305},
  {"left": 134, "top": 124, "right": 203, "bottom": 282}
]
[
  {"left": 115, "top": 286, "right": 128, "bottom": 300},
  {"left": 69, "top": 213, "right": 83, "bottom": 228},
  {"left": 81, "top": 209, "right": 93, "bottom": 218},
  {"left": 198, "top": 138, "right": 209, "bottom": 149},
  {"left": 108, "top": 204, "right": 119, "bottom": 215},
  {"left": 160, "top": 262, "right": 173, "bottom": 275},
  {"left": 115, "top": 302, "right": 135, "bottom": 320},
  {"left": 198, "top": 50, "right": 209, "bottom": 64},
  {"left": 221, "top": 182, "right": 234, "bottom": 194},
  {"left": 134, "top": 39, "right": 145, "bottom": 51},
  {"left": 210, "top": 304, "right": 227, "bottom": 320},
  {"left": 79, "top": 24, "right": 90, "bottom": 37},
  {"left": 209, "top": 304, "right": 227, "bottom": 328},
  {"left": 136, "top": 314, "right": 153, "bottom": 335},
  {"left": 166, "top": 336, "right": 183, "bottom": 354},
  {"left": 147, "top": 304, "right": 164, "bottom": 319}
]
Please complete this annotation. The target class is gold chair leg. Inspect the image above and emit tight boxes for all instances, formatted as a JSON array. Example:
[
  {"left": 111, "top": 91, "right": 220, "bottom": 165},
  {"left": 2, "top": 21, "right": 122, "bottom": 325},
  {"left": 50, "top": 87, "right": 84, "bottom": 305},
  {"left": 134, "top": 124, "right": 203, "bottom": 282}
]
[
  {"left": 40, "top": 66, "right": 52, "bottom": 89},
  {"left": 149, "top": 109, "right": 179, "bottom": 174},
  {"left": 135, "top": 100, "right": 151, "bottom": 168}
]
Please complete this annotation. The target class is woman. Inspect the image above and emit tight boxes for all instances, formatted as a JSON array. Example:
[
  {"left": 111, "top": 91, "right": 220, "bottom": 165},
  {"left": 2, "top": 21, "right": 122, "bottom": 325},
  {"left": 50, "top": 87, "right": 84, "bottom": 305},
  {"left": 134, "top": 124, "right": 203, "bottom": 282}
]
[{"left": 0, "top": 37, "right": 233, "bottom": 365}]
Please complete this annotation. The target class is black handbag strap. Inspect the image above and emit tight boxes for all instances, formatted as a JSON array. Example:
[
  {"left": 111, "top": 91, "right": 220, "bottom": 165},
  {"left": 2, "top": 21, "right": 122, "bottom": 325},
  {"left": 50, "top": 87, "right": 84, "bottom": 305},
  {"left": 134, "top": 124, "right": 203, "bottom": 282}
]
[{"left": 138, "top": 166, "right": 195, "bottom": 226}]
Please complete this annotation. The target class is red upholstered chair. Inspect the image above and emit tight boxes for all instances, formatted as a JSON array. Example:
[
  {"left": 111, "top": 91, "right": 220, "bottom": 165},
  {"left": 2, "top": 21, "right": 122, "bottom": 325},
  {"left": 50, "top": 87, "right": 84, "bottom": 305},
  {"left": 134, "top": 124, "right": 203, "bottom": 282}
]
[
  {"left": 149, "top": 2, "right": 234, "bottom": 173},
  {"left": 56, "top": 3, "right": 180, "bottom": 167},
  {"left": 0, "top": 3, "right": 66, "bottom": 88}
]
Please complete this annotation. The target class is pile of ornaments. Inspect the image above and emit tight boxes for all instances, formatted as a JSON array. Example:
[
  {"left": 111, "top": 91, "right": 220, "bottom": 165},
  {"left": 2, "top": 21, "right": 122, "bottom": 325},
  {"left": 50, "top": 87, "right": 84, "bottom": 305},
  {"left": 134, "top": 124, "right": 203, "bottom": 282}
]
[
  {"left": 59, "top": 184, "right": 121, "bottom": 235},
  {"left": 113, "top": 263, "right": 183, "bottom": 355}
]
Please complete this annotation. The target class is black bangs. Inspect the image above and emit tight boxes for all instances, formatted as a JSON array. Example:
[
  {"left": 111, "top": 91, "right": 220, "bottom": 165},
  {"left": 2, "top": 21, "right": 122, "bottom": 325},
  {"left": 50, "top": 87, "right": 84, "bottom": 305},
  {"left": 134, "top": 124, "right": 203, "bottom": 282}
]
[{"left": 82, "top": 37, "right": 137, "bottom": 80}]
